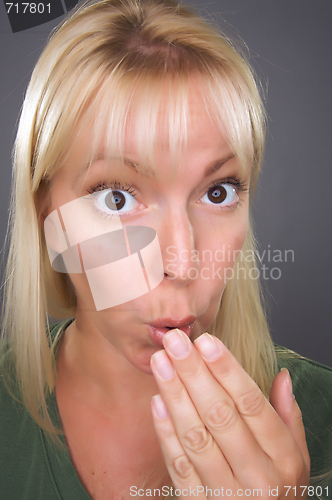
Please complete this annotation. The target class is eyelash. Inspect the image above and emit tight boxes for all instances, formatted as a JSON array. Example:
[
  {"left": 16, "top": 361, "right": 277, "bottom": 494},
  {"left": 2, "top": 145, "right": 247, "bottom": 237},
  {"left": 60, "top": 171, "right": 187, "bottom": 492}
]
[
  {"left": 88, "top": 178, "right": 248, "bottom": 196},
  {"left": 86, "top": 176, "right": 248, "bottom": 216},
  {"left": 87, "top": 182, "right": 137, "bottom": 197},
  {"left": 208, "top": 177, "right": 248, "bottom": 193}
]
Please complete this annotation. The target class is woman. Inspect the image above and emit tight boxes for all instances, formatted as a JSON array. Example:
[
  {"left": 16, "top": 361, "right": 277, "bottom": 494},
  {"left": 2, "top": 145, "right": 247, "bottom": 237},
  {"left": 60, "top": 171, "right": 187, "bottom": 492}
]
[{"left": 1, "top": 0, "right": 331, "bottom": 498}]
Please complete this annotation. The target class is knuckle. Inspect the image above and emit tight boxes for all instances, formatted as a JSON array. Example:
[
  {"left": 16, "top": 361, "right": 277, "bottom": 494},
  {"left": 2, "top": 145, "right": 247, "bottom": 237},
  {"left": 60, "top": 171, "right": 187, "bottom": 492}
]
[
  {"left": 215, "top": 356, "right": 234, "bottom": 377},
  {"left": 181, "top": 358, "right": 204, "bottom": 381},
  {"left": 183, "top": 425, "right": 211, "bottom": 453},
  {"left": 171, "top": 454, "right": 192, "bottom": 480},
  {"left": 237, "top": 389, "right": 266, "bottom": 417},
  {"left": 156, "top": 421, "right": 175, "bottom": 441},
  {"left": 205, "top": 400, "right": 237, "bottom": 431},
  {"left": 280, "top": 454, "right": 306, "bottom": 483},
  {"left": 167, "top": 381, "right": 189, "bottom": 405}
]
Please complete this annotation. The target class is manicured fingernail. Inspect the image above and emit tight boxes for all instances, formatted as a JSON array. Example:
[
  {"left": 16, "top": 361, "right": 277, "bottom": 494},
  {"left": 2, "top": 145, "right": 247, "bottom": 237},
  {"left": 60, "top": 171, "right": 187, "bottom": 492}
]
[
  {"left": 281, "top": 368, "right": 294, "bottom": 399},
  {"left": 151, "top": 394, "right": 169, "bottom": 419},
  {"left": 163, "top": 329, "right": 190, "bottom": 359},
  {"left": 151, "top": 350, "right": 175, "bottom": 380},
  {"left": 194, "top": 333, "right": 222, "bottom": 361}
]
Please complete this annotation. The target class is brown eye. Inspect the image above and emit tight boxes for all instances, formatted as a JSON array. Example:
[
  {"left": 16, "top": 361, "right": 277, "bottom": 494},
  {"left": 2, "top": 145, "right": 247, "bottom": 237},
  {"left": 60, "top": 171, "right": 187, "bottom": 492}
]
[
  {"left": 207, "top": 186, "right": 227, "bottom": 204},
  {"left": 94, "top": 188, "right": 139, "bottom": 215},
  {"left": 104, "top": 190, "right": 126, "bottom": 211},
  {"left": 201, "top": 184, "right": 237, "bottom": 207}
]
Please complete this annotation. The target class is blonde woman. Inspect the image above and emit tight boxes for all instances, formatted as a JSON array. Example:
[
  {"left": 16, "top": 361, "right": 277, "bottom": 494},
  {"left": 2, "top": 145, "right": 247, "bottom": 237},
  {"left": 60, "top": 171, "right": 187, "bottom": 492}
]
[{"left": 1, "top": 0, "right": 331, "bottom": 499}]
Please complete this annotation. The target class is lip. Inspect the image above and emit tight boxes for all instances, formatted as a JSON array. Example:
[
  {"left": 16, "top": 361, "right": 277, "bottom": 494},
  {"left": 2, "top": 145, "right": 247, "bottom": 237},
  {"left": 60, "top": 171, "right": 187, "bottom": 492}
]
[{"left": 148, "top": 316, "right": 196, "bottom": 348}]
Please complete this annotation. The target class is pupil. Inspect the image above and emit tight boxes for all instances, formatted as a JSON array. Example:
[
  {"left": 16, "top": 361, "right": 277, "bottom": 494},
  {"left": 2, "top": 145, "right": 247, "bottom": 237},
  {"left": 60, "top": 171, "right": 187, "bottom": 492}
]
[
  {"left": 104, "top": 190, "right": 126, "bottom": 211},
  {"left": 208, "top": 186, "right": 227, "bottom": 204}
]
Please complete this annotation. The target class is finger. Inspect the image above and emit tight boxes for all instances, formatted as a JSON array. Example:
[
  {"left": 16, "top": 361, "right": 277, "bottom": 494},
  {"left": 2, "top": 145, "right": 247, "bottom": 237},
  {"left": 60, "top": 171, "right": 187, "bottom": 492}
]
[
  {"left": 194, "top": 333, "right": 305, "bottom": 465},
  {"left": 150, "top": 349, "right": 233, "bottom": 486},
  {"left": 157, "top": 331, "right": 268, "bottom": 483},
  {"left": 151, "top": 394, "right": 207, "bottom": 500},
  {"left": 270, "top": 369, "right": 310, "bottom": 471}
]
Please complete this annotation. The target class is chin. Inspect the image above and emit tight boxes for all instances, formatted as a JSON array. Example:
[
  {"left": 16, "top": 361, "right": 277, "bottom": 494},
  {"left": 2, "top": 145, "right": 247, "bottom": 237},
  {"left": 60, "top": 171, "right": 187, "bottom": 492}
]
[{"left": 128, "top": 345, "right": 161, "bottom": 375}]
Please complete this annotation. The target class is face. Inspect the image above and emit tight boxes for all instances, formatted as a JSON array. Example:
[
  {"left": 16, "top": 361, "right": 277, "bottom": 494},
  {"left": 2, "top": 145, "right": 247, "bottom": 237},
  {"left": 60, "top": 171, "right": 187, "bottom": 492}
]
[{"left": 45, "top": 91, "right": 250, "bottom": 374}]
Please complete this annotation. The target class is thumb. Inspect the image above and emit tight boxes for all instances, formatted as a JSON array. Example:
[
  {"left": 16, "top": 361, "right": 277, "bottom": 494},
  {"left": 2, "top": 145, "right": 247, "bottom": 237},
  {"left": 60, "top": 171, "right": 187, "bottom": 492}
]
[{"left": 270, "top": 368, "right": 310, "bottom": 471}]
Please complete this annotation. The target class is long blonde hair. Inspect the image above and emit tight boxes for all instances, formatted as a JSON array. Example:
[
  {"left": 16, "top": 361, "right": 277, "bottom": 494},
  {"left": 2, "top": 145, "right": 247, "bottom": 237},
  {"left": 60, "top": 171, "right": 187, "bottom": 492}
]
[{"left": 1, "top": 0, "right": 275, "bottom": 437}]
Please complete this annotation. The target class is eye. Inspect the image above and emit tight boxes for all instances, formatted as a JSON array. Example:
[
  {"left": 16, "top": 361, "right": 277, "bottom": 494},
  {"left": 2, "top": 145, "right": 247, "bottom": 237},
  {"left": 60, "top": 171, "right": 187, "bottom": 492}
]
[
  {"left": 201, "top": 184, "right": 238, "bottom": 206},
  {"left": 95, "top": 189, "right": 139, "bottom": 214}
]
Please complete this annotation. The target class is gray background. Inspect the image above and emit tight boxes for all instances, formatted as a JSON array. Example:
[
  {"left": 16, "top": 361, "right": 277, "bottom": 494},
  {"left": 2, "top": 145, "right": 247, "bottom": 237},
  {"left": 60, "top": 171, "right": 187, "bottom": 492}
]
[{"left": 0, "top": 1, "right": 331, "bottom": 366}]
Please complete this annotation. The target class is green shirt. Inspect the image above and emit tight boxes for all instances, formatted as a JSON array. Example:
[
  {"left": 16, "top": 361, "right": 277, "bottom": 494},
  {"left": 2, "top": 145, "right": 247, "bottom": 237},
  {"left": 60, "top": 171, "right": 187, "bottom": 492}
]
[{"left": 1, "top": 323, "right": 331, "bottom": 499}]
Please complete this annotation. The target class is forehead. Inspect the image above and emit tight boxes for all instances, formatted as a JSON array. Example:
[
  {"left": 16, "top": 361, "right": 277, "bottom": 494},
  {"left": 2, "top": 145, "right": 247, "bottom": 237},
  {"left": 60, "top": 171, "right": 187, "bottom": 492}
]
[
  {"left": 85, "top": 85, "right": 221, "bottom": 151},
  {"left": 125, "top": 94, "right": 226, "bottom": 153},
  {"left": 62, "top": 95, "right": 233, "bottom": 185},
  {"left": 53, "top": 74, "right": 252, "bottom": 192}
]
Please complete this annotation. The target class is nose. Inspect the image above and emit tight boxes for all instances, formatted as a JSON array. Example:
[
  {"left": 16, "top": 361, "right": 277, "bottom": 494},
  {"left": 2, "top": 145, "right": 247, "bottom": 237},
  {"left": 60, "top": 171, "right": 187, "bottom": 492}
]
[{"left": 160, "top": 208, "right": 199, "bottom": 286}]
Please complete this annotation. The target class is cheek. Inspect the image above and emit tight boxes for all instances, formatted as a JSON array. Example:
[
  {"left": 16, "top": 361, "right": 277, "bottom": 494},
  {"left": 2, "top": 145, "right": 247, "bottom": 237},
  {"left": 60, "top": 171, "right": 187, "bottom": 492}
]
[
  {"left": 193, "top": 213, "right": 248, "bottom": 309},
  {"left": 229, "top": 219, "right": 249, "bottom": 262},
  {"left": 203, "top": 214, "right": 249, "bottom": 269},
  {"left": 194, "top": 217, "right": 248, "bottom": 331}
]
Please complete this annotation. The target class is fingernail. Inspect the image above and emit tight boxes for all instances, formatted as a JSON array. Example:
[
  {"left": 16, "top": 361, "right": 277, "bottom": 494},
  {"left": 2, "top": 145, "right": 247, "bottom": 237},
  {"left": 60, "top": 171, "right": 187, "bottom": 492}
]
[
  {"left": 194, "top": 333, "right": 222, "bottom": 361},
  {"left": 163, "top": 329, "right": 190, "bottom": 359},
  {"left": 151, "top": 350, "right": 175, "bottom": 381},
  {"left": 281, "top": 368, "right": 294, "bottom": 399},
  {"left": 151, "top": 394, "right": 169, "bottom": 419}
]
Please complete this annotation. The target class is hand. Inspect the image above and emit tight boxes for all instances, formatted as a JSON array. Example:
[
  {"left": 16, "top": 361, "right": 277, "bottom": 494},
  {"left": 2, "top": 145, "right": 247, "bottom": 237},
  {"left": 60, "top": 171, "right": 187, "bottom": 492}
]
[{"left": 150, "top": 330, "right": 310, "bottom": 499}]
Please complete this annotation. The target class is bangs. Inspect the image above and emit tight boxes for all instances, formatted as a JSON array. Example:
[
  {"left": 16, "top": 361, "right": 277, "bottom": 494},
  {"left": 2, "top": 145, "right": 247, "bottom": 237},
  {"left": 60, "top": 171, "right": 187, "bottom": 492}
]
[
  {"left": 30, "top": 0, "right": 264, "bottom": 193},
  {"left": 73, "top": 68, "right": 255, "bottom": 184}
]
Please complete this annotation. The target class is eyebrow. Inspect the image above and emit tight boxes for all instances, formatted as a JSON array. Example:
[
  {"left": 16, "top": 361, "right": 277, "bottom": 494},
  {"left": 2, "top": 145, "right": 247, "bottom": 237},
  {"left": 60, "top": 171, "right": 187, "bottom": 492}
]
[
  {"left": 82, "top": 156, "right": 153, "bottom": 177},
  {"left": 203, "top": 154, "right": 236, "bottom": 178},
  {"left": 123, "top": 158, "right": 159, "bottom": 179},
  {"left": 86, "top": 153, "right": 235, "bottom": 179},
  {"left": 123, "top": 154, "right": 236, "bottom": 178}
]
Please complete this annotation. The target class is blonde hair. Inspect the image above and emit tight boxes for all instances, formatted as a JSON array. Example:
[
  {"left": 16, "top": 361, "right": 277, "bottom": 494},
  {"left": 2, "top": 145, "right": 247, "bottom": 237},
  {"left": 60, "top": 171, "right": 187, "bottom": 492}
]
[{"left": 1, "top": 0, "right": 276, "bottom": 436}]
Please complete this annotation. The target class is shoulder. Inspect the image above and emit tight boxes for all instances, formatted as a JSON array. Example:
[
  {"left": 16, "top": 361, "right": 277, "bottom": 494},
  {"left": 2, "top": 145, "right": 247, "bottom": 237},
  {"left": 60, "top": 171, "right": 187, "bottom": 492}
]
[
  {"left": 0, "top": 345, "right": 49, "bottom": 497},
  {"left": 275, "top": 346, "right": 332, "bottom": 484},
  {"left": 0, "top": 320, "right": 75, "bottom": 499},
  {"left": 0, "top": 319, "right": 71, "bottom": 411},
  {"left": 275, "top": 344, "right": 332, "bottom": 378},
  {"left": 275, "top": 345, "right": 332, "bottom": 416}
]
